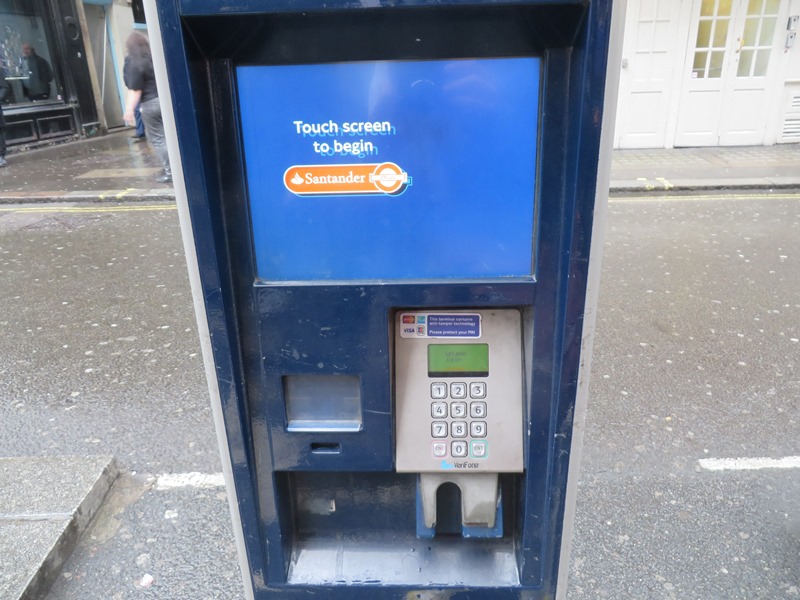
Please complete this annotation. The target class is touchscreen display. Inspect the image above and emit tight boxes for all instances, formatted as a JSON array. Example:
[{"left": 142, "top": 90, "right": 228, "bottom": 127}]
[{"left": 238, "top": 58, "right": 540, "bottom": 280}]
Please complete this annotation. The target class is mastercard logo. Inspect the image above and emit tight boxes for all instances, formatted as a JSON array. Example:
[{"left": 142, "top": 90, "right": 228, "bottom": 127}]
[{"left": 284, "top": 162, "right": 411, "bottom": 196}]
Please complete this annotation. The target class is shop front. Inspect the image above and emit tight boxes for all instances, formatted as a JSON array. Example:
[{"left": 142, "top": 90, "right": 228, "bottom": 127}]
[{"left": 1, "top": 0, "right": 100, "bottom": 147}]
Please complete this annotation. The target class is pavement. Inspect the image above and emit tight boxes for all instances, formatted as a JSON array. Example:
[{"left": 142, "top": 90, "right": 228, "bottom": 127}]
[
  {"left": 0, "top": 457, "right": 118, "bottom": 600},
  {"left": 0, "top": 130, "right": 798, "bottom": 599},
  {"left": 0, "top": 129, "right": 798, "bottom": 204}
]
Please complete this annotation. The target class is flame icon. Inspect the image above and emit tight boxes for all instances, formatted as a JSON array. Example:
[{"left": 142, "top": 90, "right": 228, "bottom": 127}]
[{"left": 291, "top": 173, "right": 304, "bottom": 185}]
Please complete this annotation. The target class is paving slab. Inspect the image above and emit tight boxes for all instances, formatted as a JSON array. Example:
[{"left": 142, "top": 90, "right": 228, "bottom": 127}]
[{"left": 0, "top": 456, "right": 118, "bottom": 600}]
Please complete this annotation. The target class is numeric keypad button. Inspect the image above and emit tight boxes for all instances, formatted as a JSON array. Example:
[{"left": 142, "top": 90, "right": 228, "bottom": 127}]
[
  {"left": 470, "top": 421, "right": 487, "bottom": 438},
  {"left": 450, "top": 402, "right": 467, "bottom": 418},
  {"left": 431, "top": 422, "right": 448, "bottom": 438},
  {"left": 470, "top": 402, "right": 487, "bottom": 418},
  {"left": 450, "top": 382, "right": 467, "bottom": 399},
  {"left": 451, "top": 421, "right": 468, "bottom": 438},
  {"left": 431, "top": 402, "right": 447, "bottom": 418},
  {"left": 431, "top": 383, "right": 447, "bottom": 399},
  {"left": 469, "top": 382, "right": 486, "bottom": 399},
  {"left": 451, "top": 441, "right": 468, "bottom": 457}
]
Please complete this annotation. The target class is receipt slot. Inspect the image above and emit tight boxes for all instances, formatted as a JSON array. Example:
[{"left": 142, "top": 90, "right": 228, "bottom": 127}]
[{"left": 147, "top": 0, "right": 623, "bottom": 597}]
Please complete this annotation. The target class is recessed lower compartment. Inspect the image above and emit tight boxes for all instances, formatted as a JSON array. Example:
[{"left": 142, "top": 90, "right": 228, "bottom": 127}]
[{"left": 283, "top": 471, "right": 521, "bottom": 587}]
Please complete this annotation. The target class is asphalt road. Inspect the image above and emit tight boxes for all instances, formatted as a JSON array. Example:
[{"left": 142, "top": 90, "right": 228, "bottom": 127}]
[
  {"left": 570, "top": 192, "right": 800, "bottom": 598},
  {"left": 0, "top": 191, "right": 797, "bottom": 598}
]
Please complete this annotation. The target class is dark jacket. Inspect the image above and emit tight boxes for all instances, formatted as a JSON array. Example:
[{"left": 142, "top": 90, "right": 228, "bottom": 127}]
[{"left": 23, "top": 53, "right": 53, "bottom": 99}]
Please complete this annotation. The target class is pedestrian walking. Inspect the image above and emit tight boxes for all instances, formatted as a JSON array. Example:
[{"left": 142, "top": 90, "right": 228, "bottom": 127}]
[{"left": 123, "top": 32, "right": 171, "bottom": 183}]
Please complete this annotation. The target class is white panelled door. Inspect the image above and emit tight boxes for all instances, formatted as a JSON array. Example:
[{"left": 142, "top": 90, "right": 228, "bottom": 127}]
[
  {"left": 675, "top": 0, "right": 785, "bottom": 146},
  {"left": 615, "top": 0, "right": 685, "bottom": 148}
]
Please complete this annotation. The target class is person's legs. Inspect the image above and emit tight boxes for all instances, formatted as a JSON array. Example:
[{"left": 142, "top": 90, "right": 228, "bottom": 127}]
[
  {"left": 0, "top": 127, "right": 7, "bottom": 168},
  {"left": 134, "top": 104, "right": 145, "bottom": 139},
  {"left": 138, "top": 98, "right": 171, "bottom": 181}
]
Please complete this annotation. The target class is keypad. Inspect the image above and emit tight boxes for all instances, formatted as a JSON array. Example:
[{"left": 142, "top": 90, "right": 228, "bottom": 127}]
[{"left": 429, "top": 381, "right": 489, "bottom": 459}]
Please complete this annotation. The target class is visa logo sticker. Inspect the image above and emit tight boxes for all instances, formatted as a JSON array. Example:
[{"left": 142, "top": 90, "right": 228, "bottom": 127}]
[{"left": 402, "top": 326, "right": 415, "bottom": 335}]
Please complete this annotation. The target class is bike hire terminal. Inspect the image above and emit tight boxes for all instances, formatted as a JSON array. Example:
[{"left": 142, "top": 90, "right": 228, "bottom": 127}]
[{"left": 149, "top": 0, "right": 620, "bottom": 597}]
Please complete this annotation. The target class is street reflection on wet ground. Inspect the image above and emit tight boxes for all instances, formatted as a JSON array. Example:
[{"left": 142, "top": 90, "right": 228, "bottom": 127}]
[{"left": 0, "top": 131, "right": 172, "bottom": 194}]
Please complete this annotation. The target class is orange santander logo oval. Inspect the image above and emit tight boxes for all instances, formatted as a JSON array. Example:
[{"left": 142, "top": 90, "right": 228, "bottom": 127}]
[{"left": 284, "top": 163, "right": 411, "bottom": 196}]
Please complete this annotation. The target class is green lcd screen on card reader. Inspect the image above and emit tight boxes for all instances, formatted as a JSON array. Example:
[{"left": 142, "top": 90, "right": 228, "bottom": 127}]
[{"left": 427, "top": 344, "right": 489, "bottom": 378}]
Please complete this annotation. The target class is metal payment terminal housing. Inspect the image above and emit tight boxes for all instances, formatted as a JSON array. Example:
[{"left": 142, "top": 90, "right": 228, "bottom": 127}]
[
  {"left": 395, "top": 310, "right": 524, "bottom": 473},
  {"left": 151, "top": 0, "right": 619, "bottom": 597},
  {"left": 396, "top": 309, "right": 524, "bottom": 535}
]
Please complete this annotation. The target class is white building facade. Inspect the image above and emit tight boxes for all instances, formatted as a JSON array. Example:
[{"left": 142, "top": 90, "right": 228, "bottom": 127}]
[{"left": 615, "top": 0, "right": 800, "bottom": 148}]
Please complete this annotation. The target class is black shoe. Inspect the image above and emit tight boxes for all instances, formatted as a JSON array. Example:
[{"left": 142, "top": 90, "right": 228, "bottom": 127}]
[{"left": 156, "top": 173, "right": 172, "bottom": 183}]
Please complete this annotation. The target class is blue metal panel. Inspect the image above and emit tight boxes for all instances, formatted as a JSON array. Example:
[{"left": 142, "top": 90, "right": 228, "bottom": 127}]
[
  {"left": 154, "top": 2, "right": 273, "bottom": 590},
  {"left": 155, "top": 0, "right": 613, "bottom": 596},
  {"left": 179, "top": 0, "right": 586, "bottom": 16}
]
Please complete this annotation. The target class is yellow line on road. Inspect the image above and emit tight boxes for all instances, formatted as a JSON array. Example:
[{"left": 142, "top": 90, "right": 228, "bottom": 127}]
[
  {"left": 0, "top": 204, "right": 176, "bottom": 214},
  {"left": 611, "top": 192, "right": 800, "bottom": 203}
]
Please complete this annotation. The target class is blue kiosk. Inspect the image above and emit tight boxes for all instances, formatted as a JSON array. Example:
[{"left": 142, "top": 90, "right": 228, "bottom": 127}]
[{"left": 147, "top": 0, "right": 622, "bottom": 597}]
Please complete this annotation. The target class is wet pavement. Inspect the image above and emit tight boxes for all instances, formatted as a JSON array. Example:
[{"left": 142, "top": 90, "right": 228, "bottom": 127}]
[{"left": 0, "top": 132, "right": 172, "bottom": 202}]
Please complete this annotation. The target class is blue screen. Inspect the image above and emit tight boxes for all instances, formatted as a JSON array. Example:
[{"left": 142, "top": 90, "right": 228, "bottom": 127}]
[{"left": 238, "top": 58, "right": 539, "bottom": 281}]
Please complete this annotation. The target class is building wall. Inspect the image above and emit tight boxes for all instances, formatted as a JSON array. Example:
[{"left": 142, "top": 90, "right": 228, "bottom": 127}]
[
  {"left": 615, "top": 0, "right": 800, "bottom": 148},
  {"left": 774, "top": 0, "right": 800, "bottom": 143},
  {"left": 79, "top": 0, "right": 138, "bottom": 130}
]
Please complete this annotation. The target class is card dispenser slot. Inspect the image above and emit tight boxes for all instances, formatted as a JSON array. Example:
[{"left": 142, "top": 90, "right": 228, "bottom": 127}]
[{"left": 310, "top": 443, "right": 342, "bottom": 454}]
